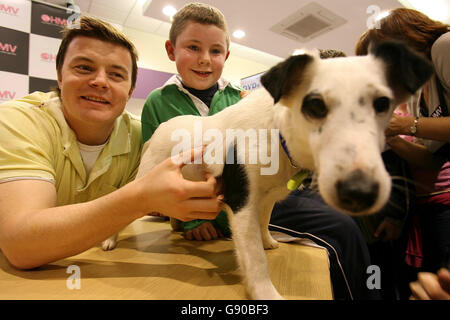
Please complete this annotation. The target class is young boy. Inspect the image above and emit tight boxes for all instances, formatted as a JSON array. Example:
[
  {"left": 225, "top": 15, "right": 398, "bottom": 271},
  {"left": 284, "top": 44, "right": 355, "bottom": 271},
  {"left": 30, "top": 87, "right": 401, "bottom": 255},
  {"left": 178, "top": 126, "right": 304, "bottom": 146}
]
[{"left": 141, "top": 2, "right": 243, "bottom": 240}]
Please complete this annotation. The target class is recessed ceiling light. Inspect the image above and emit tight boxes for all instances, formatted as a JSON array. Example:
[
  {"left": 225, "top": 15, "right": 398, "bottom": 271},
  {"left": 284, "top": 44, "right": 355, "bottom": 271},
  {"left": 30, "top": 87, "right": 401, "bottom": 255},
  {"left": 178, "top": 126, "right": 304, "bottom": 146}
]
[
  {"left": 398, "top": 0, "right": 449, "bottom": 23},
  {"left": 162, "top": 5, "right": 177, "bottom": 19},
  {"left": 232, "top": 30, "right": 246, "bottom": 39},
  {"left": 292, "top": 49, "right": 306, "bottom": 56},
  {"left": 374, "top": 10, "right": 390, "bottom": 23}
]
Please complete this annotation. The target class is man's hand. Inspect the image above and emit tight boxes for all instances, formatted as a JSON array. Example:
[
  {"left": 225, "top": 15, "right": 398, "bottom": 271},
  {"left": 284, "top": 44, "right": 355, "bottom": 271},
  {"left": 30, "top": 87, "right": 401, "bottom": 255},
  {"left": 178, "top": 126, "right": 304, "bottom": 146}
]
[{"left": 135, "top": 148, "right": 224, "bottom": 222}]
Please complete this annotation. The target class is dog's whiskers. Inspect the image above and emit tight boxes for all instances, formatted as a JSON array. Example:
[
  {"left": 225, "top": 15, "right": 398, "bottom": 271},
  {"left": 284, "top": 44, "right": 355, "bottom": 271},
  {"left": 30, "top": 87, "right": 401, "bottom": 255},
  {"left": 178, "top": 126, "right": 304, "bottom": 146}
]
[
  {"left": 390, "top": 183, "right": 411, "bottom": 193},
  {"left": 390, "top": 175, "right": 435, "bottom": 195},
  {"left": 390, "top": 175, "right": 414, "bottom": 184},
  {"left": 385, "top": 198, "right": 407, "bottom": 212}
]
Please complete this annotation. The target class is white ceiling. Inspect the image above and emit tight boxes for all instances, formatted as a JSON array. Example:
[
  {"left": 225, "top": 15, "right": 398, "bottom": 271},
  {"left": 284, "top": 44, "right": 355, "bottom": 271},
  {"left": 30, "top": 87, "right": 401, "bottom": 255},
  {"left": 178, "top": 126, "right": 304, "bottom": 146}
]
[{"left": 42, "top": 0, "right": 404, "bottom": 63}]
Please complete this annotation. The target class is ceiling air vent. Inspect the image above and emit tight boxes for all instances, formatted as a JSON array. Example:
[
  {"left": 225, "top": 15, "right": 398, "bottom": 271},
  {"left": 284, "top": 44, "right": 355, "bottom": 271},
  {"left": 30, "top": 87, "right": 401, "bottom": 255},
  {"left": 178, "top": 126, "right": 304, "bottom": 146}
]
[{"left": 270, "top": 2, "right": 347, "bottom": 42}]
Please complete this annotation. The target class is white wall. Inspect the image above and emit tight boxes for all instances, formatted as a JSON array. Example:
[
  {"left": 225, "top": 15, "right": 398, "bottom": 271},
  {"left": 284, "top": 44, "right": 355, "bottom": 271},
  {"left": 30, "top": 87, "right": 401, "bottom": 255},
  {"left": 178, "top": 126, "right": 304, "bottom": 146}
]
[{"left": 126, "top": 98, "right": 147, "bottom": 117}]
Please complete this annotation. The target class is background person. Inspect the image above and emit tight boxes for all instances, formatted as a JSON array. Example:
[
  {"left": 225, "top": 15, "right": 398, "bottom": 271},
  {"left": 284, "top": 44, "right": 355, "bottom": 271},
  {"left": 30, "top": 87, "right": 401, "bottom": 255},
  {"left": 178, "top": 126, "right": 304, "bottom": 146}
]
[{"left": 356, "top": 7, "right": 450, "bottom": 297}]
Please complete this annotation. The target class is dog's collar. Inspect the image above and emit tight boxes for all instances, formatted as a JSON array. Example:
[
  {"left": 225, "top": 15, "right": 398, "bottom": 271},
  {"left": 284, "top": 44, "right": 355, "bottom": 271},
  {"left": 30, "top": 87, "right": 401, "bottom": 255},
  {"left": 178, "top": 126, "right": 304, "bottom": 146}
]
[
  {"left": 280, "top": 133, "right": 310, "bottom": 191},
  {"left": 280, "top": 133, "right": 298, "bottom": 168}
]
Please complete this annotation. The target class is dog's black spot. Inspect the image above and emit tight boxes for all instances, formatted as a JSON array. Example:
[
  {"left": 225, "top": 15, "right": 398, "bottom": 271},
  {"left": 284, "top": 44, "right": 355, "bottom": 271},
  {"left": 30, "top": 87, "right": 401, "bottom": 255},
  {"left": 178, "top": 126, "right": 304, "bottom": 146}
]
[
  {"left": 222, "top": 145, "right": 249, "bottom": 213},
  {"left": 318, "top": 126, "right": 322, "bottom": 134},
  {"left": 350, "top": 111, "right": 366, "bottom": 124},
  {"left": 359, "top": 97, "right": 365, "bottom": 106},
  {"left": 343, "top": 145, "right": 356, "bottom": 158}
]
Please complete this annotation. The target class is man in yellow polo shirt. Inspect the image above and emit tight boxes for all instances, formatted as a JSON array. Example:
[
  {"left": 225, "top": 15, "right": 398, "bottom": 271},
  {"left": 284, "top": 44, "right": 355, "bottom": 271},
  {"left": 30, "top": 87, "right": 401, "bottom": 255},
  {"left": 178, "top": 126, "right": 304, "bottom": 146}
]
[{"left": 0, "top": 16, "right": 222, "bottom": 270}]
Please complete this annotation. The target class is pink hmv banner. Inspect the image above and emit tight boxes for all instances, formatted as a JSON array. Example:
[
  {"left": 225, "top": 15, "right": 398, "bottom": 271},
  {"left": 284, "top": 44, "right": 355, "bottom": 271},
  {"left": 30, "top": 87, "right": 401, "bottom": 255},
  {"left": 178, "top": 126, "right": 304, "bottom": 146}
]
[
  {"left": 0, "top": 0, "right": 174, "bottom": 104},
  {"left": 0, "top": 0, "right": 72, "bottom": 102}
]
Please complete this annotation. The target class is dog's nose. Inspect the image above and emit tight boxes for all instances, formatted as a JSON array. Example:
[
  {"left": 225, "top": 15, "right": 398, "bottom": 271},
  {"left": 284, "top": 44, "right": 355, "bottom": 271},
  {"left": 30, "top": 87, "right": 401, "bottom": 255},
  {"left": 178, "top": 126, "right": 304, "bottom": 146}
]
[{"left": 336, "top": 169, "right": 379, "bottom": 213}]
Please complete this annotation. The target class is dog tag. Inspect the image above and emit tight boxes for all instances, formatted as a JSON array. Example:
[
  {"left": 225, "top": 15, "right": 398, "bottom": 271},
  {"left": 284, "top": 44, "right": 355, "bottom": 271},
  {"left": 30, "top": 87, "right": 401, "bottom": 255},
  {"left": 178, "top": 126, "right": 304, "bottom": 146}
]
[{"left": 287, "top": 169, "right": 310, "bottom": 191}]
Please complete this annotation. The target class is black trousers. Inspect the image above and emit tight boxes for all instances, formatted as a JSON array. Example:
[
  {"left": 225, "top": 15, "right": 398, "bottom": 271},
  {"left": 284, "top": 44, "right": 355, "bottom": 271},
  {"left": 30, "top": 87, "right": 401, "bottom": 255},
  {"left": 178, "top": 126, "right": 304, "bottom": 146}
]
[
  {"left": 269, "top": 188, "right": 380, "bottom": 300},
  {"left": 419, "top": 202, "right": 450, "bottom": 272}
]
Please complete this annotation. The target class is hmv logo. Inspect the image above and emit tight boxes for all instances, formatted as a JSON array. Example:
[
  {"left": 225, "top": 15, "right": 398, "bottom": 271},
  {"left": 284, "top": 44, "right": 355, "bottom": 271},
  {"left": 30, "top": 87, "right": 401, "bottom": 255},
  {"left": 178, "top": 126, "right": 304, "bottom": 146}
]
[
  {"left": 0, "top": 4, "right": 19, "bottom": 16},
  {"left": 0, "top": 42, "right": 17, "bottom": 55},
  {"left": 0, "top": 90, "right": 16, "bottom": 101},
  {"left": 41, "top": 14, "right": 68, "bottom": 26},
  {"left": 41, "top": 52, "right": 56, "bottom": 62}
]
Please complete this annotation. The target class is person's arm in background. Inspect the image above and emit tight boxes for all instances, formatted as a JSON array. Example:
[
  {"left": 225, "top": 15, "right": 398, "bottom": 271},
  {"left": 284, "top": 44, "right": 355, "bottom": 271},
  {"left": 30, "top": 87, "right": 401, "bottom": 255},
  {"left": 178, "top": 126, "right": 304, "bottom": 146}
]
[
  {"left": 386, "top": 33, "right": 450, "bottom": 143},
  {"left": 386, "top": 114, "right": 450, "bottom": 142},
  {"left": 386, "top": 135, "right": 444, "bottom": 170}
]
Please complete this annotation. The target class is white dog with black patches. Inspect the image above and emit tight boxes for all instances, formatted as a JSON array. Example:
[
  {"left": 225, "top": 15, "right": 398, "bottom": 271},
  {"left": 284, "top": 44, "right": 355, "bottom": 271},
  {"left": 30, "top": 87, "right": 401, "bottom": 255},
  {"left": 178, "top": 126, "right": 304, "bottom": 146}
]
[{"left": 133, "top": 42, "right": 432, "bottom": 299}]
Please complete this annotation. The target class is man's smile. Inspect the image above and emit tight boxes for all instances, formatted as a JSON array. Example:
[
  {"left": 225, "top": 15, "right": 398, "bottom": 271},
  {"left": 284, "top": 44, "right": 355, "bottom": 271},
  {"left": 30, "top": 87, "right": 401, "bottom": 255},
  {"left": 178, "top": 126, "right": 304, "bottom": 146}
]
[{"left": 81, "top": 96, "right": 110, "bottom": 104}]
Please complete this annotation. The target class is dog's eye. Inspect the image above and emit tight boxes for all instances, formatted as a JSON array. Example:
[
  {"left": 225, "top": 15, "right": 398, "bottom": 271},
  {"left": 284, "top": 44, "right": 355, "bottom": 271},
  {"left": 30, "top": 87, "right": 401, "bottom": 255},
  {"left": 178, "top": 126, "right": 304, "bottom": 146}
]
[
  {"left": 302, "top": 94, "right": 328, "bottom": 119},
  {"left": 373, "top": 97, "right": 390, "bottom": 113}
]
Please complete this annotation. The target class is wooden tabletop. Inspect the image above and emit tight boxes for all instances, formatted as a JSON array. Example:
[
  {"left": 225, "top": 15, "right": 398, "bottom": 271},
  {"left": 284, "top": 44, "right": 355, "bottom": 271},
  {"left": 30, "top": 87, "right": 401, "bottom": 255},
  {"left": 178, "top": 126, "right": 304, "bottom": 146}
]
[{"left": 0, "top": 217, "right": 332, "bottom": 300}]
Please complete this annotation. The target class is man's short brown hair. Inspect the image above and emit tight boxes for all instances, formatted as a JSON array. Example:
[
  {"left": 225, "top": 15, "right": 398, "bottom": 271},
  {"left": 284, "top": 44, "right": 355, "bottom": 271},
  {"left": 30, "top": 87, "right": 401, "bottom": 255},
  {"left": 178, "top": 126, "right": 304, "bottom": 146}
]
[
  {"left": 169, "top": 2, "right": 230, "bottom": 49},
  {"left": 56, "top": 15, "right": 138, "bottom": 91}
]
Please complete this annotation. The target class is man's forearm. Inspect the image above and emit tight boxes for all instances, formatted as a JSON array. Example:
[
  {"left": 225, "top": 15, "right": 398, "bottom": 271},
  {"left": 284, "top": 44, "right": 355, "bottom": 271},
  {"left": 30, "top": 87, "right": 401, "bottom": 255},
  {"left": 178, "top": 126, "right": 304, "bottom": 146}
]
[
  {"left": 1, "top": 154, "right": 222, "bottom": 269},
  {"left": 3, "top": 182, "right": 144, "bottom": 269}
]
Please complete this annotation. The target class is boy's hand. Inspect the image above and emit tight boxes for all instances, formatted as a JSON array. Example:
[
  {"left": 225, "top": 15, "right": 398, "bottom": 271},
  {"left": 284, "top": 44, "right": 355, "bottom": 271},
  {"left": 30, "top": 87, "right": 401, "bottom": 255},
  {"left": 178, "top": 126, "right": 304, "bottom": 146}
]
[{"left": 185, "top": 222, "right": 223, "bottom": 241}]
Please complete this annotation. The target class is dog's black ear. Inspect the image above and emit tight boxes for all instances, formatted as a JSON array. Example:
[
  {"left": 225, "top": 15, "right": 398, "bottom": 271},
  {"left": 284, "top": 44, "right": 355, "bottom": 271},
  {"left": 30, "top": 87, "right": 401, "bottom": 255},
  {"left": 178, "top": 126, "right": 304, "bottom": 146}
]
[
  {"left": 260, "top": 54, "right": 314, "bottom": 103},
  {"left": 372, "top": 41, "right": 434, "bottom": 101}
]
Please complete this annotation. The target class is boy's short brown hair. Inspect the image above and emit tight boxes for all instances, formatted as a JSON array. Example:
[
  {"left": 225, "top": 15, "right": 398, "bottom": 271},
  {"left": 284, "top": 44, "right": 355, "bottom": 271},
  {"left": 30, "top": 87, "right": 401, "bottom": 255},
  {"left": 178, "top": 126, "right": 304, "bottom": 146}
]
[
  {"left": 319, "top": 49, "right": 346, "bottom": 59},
  {"left": 56, "top": 15, "right": 139, "bottom": 90},
  {"left": 169, "top": 2, "right": 230, "bottom": 49}
]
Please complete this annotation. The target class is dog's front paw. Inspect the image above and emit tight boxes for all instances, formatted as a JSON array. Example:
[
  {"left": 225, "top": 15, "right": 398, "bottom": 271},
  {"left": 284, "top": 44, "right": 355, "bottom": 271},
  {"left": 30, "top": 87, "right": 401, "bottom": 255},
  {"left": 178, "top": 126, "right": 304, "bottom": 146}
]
[
  {"left": 101, "top": 234, "right": 118, "bottom": 251},
  {"left": 257, "top": 292, "right": 284, "bottom": 300},
  {"left": 251, "top": 286, "right": 284, "bottom": 300},
  {"left": 262, "top": 232, "right": 279, "bottom": 249}
]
